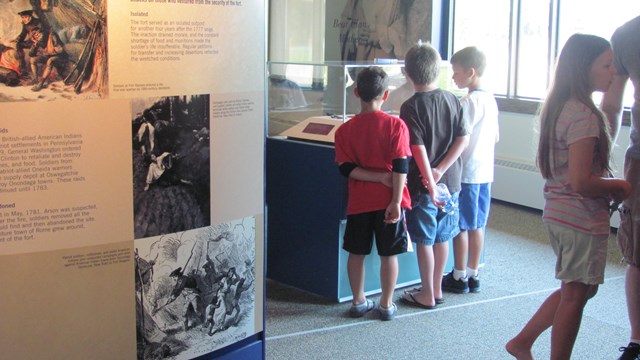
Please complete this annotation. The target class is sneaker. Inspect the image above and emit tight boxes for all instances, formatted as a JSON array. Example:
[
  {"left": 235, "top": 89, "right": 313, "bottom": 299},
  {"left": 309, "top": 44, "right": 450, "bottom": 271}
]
[
  {"left": 349, "top": 299, "right": 375, "bottom": 318},
  {"left": 442, "top": 271, "right": 470, "bottom": 294},
  {"left": 618, "top": 342, "right": 640, "bottom": 360},
  {"left": 468, "top": 275, "right": 481, "bottom": 293},
  {"left": 378, "top": 303, "right": 397, "bottom": 321}
]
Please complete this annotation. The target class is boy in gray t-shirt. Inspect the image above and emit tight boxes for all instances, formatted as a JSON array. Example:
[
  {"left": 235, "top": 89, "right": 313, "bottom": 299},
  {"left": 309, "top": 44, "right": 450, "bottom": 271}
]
[{"left": 399, "top": 43, "right": 469, "bottom": 309}]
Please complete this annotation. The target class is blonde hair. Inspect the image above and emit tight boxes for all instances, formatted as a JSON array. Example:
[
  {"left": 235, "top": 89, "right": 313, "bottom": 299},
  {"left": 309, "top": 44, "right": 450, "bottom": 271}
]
[{"left": 537, "top": 34, "right": 612, "bottom": 179}]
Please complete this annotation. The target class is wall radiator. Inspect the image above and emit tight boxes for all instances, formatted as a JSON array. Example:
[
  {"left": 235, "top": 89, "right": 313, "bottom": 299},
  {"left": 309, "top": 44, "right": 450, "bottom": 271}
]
[{"left": 493, "top": 157, "right": 544, "bottom": 210}]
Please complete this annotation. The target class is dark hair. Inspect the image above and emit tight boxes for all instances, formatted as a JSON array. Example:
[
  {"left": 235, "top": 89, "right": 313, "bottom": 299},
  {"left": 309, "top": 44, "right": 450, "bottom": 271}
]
[
  {"left": 451, "top": 46, "right": 487, "bottom": 76},
  {"left": 356, "top": 66, "right": 389, "bottom": 102},
  {"left": 404, "top": 43, "right": 440, "bottom": 85},
  {"left": 537, "top": 33, "right": 612, "bottom": 179}
]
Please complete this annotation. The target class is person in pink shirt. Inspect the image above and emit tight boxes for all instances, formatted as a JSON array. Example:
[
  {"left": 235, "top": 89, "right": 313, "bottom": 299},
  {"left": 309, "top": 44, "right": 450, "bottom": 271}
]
[{"left": 506, "top": 34, "right": 631, "bottom": 360}]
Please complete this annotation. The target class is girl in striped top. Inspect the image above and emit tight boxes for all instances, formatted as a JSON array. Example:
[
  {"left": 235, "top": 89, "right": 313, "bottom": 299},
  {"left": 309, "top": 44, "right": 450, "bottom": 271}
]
[{"left": 507, "top": 34, "right": 632, "bottom": 360}]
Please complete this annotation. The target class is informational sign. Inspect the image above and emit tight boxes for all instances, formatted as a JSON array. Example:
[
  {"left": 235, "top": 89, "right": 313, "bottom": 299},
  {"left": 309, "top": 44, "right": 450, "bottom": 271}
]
[
  {"left": 280, "top": 116, "right": 343, "bottom": 144},
  {"left": 0, "top": 0, "right": 265, "bottom": 359},
  {"left": 324, "top": 0, "right": 433, "bottom": 62}
]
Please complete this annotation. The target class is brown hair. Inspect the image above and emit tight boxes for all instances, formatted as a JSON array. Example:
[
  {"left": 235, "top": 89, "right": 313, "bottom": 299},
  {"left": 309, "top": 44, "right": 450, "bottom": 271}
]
[
  {"left": 450, "top": 46, "right": 487, "bottom": 76},
  {"left": 404, "top": 43, "right": 440, "bottom": 86},
  {"left": 537, "top": 34, "right": 612, "bottom": 179}
]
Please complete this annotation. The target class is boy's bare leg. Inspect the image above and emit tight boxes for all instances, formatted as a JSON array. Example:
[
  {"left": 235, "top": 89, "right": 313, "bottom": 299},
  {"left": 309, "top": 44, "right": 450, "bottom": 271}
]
[
  {"left": 468, "top": 228, "right": 484, "bottom": 270},
  {"left": 379, "top": 255, "right": 398, "bottom": 308},
  {"left": 411, "top": 243, "right": 436, "bottom": 306},
  {"left": 433, "top": 241, "right": 449, "bottom": 300},
  {"left": 550, "top": 282, "right": 593, "bottom": 360},
  {"left": 347, "top": 254, "right": 366, "bottom": 305},
  {"left": 453, "top": 230, "right": 469, "bottom": 271},
  {"left": 506, "top": 289, "right": 561, "bottom": 360}
]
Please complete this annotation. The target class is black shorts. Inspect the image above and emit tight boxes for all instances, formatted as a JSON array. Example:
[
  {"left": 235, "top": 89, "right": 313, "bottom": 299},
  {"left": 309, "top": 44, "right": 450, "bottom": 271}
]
[{"left": 343, "top": 209, "right": 409, "bottom": 256}]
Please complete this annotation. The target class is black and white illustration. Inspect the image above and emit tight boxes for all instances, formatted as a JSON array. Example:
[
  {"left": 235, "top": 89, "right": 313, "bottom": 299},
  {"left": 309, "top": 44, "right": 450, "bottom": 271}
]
[
  {"left": 134, "top": 218, "right": 256, "bottom": 360},
  {"left": 132, "top": 95, "right": 211, "bottom": 240},
  {"left": 338, "top": 0, "right": 431, "bottom": 61}
]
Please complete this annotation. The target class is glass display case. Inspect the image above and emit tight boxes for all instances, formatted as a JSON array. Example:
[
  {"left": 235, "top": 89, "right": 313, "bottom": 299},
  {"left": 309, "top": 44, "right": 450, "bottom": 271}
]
[
  {"left": 267, "top": 60, "right": 458, "bottom": 139},
  {"left": 268, "top": 61, "right": 402, "bottom": 140}
]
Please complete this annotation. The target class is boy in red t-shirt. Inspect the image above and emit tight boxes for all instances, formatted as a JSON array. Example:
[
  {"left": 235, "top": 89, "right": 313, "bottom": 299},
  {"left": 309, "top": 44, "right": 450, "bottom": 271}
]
[{"left": 334, "top": 66, "right": 413, "bottom": 321}]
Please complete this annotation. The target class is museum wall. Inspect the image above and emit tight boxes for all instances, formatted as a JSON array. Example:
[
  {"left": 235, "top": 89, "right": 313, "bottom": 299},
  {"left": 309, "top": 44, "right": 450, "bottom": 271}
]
[{"left": 0, "top": 0, "right": 266, "bottom": 359}]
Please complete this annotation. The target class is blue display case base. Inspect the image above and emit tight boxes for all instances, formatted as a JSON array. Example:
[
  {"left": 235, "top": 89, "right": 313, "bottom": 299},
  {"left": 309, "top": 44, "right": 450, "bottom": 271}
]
[{"left": 266, "top": 138, "right": 426, "bottom": 302}]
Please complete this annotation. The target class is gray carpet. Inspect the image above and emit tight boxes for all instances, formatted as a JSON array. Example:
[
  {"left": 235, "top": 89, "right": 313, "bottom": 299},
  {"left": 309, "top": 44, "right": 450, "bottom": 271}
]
[{"left": 265, "top": 201, "right": 631, "bottom": 360}]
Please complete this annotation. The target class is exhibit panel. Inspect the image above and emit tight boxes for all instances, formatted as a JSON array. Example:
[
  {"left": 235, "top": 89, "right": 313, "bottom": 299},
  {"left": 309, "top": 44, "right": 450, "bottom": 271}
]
[{"left": 0, "top": 0, "right": 266, "bottom": 359}]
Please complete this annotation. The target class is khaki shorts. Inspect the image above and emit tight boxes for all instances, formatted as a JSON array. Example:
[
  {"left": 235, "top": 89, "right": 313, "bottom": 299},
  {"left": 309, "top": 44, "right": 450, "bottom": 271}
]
[
  {"left": 617, "top": 156, "right": 640, "bottom": 267},
  {"left": 545, "top": 221, "right": 608, "bottom": 285}
]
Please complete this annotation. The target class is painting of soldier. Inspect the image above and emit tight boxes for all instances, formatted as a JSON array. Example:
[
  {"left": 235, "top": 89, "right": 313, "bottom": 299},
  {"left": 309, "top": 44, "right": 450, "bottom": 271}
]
[{"left": 0, "top": 0, "right": 107, "bottom": 101}]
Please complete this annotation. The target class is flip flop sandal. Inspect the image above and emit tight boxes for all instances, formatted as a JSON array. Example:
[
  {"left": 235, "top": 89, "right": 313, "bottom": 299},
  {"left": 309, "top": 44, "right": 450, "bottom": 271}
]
[
  {"left": 403, "top": 287, "right": 444, "bottom": 304},
  {"left": 400, "top": 293, "right": 437, "bottom": 309}
]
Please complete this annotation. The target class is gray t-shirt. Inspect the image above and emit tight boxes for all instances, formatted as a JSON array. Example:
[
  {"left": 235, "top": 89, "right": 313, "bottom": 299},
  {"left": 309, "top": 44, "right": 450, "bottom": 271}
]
[{"left": 611, "top": 16, "right": 640, "bottom": 157}]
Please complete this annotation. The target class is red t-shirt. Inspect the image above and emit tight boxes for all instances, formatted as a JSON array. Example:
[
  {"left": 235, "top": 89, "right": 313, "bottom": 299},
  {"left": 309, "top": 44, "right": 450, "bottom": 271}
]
[{"left": 335, "top": 111, "right": 412, "bottom": 215}]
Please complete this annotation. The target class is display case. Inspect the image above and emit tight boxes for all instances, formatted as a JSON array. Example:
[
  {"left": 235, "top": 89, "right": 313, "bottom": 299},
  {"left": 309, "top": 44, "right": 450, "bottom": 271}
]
[{"left": 268, "top": 60, "right": 410, "bottom": 140}]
